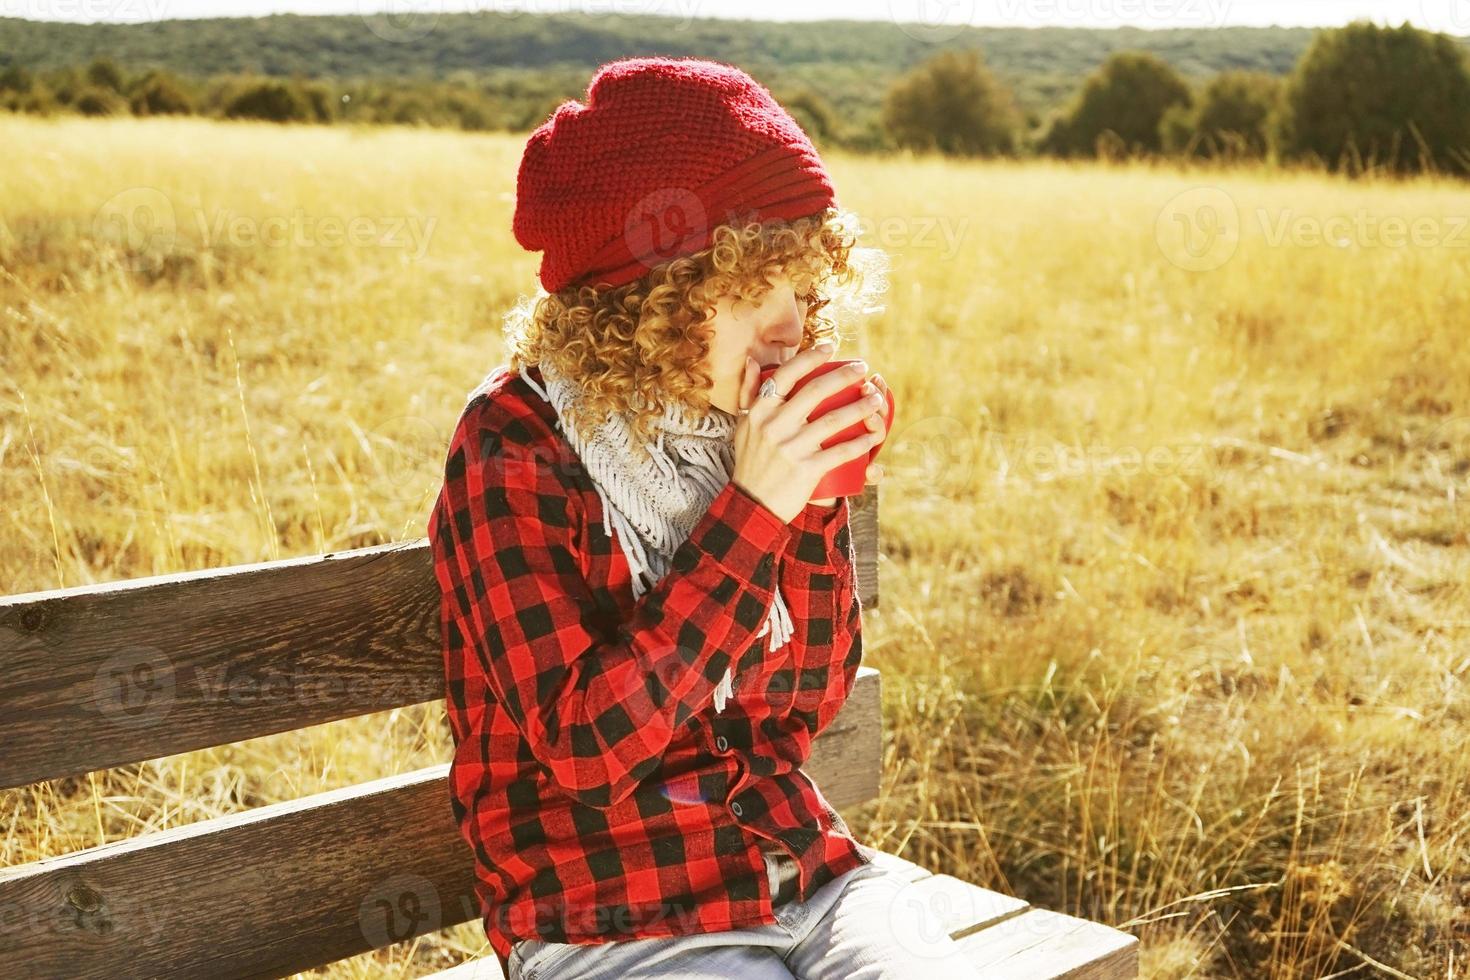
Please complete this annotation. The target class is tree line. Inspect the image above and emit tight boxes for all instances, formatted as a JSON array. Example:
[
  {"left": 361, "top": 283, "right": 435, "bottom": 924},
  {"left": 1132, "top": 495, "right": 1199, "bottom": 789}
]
[
  {"left": 2, "top": 19, "right": 1466, "bottom": 178},
  {"left": 886, "top": 21, "right": 1470, "bottom": 178}
]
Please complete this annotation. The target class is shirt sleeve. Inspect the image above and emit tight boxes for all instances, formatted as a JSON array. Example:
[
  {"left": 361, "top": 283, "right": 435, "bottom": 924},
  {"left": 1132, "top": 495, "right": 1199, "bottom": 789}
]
[
  {"left": 431, "top": 399, "right": 792, "bottom": 811},
  {"left": 778, "top": 495, "right": 863, "bottom": 740}
]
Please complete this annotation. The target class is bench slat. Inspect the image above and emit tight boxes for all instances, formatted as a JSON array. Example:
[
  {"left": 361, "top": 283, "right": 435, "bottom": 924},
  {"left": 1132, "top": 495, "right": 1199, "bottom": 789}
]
[
  {"left": 425, "top": 957, "right": 507, "bottom": 980},
  {"left": 962, "top": 905, "right": 1140, "bottom": 979},
  {"left": 0, "top": 669, "right": 879, "bottom": 979},
  {"left": 857, "top": 846, "right": 931, "bottom": 883},
  {"left": 424, "top": 858, "right": 1135, "bottom": 980},
  {"left": 0, "top": 489, "right": 878, "bottom": 791},
  {"left": 906, "top": 873, "right": 1031, "bottom": 939}
]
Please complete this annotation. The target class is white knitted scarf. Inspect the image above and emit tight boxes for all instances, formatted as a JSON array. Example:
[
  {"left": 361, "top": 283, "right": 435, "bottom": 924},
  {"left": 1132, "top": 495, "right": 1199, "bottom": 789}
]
[{"left": 469, "top": 360, "right": 793, "bottom": 713}]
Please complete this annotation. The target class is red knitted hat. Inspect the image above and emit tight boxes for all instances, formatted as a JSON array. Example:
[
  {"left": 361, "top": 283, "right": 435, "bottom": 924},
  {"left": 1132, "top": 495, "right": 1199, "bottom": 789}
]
[{"left": 512, "top": 56, "right": 837, "bottom": 294}]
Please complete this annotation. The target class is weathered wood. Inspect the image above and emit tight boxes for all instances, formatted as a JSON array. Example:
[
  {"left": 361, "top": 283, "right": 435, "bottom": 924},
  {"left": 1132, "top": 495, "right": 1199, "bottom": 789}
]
[
  {"left": 423, "top": 853, "right": 1138, "bottom": 980},
  {"left": 962, "top": 905, "right": 1140, "bottom": 979},
  {"left": 0, "top": 488, "right": 878, "bottom": 791},
  {"left": 1, "top": 471, "right": 1141, "bottom": 979},
  {"left": 800, "top": 664, "right": 883, "bottom": 809},
  {"left": 849, "top": 484, "right": 878, "bottom": 608},
  {"left": 907, "top": 873, "right": 1030, "bottom": 939},
  {"left": 857, "top": 845, "right": 931, "bottom": 882},
  {"left": 426, "top": 957, "right": 507, "bottom": 980},
  {"left": 0, "top": 669, "right": 881, "bottom": 980}
]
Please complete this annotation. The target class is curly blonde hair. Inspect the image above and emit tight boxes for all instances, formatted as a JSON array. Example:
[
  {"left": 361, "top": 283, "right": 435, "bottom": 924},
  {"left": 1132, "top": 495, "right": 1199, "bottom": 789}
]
[{"left": 503, "top": 204, "right": 889, "bottom": 451}]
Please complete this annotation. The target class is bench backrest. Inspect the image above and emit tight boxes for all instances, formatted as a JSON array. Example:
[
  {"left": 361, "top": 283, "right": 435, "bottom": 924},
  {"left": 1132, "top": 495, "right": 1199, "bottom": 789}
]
[{"left": 0, "top": 486, "right": 882, "bottom": 977}]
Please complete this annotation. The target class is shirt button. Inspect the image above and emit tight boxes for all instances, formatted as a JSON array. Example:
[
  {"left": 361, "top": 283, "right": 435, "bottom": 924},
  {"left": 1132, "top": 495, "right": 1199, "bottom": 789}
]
[
  {"left": 756, "top": 553, "right": 773, "bottom": 577},
  {"left": 715, "top": 735, "right": 729, "bottom": 752},
  {"left": 731, "top": 801, "right": 744, "bottom": 818}
]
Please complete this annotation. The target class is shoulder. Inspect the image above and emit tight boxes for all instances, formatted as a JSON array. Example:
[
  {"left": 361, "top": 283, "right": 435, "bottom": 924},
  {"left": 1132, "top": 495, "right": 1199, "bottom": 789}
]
[
  {"left": 448, "top": 363, "right": 582, "bottom": 493},
  {"left": 459, "top": 363, "right": 555, "bottom": 437}
]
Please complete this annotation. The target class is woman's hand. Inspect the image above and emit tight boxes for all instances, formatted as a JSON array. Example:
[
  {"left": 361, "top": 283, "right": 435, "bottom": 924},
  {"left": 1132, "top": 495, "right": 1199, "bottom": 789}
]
[
  {"left": 809, "top": 372, "right": 889, "bottom": 508},
  {"left": 730, "top": 344, "right": 887, "bottom": 524}
]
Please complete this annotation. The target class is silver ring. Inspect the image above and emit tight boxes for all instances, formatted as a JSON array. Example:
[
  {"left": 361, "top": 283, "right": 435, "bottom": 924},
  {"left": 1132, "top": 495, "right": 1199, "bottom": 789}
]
[{"left": 758, "top": 377, "right": 784, "bottom": 402}]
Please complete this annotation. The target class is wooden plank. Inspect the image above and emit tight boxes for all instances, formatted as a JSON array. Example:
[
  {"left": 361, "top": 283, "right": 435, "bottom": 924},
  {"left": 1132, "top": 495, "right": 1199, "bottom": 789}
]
[
  {"left": 961, "top": 906, "right": 1139, "bottom": 979},
  {"left": 0, "top": 670, "right": 881, "bottom": 979},
  {"left": 905, "top": 874, "right": 1030, "bottom": 939},
  {"left": 850, "top": 483, "right": 879, "bottom": 611},
  {"left": 802, "top": 665, "right": 883, "bottom": 810},
  {"left": 0, "top": 488, "right": 877, "bottom": 791},
  {"left": 426, "top": 957, "right": 507, "bottom": 980},
  {"left": 856, "top": 846, "right": 931, "bottom": 883},
  {"left": 427, "top": 853, "right": 1135, "bottom": 980},
  {"left": 0, "top": 539, "right": 440, "bottom": 792}
]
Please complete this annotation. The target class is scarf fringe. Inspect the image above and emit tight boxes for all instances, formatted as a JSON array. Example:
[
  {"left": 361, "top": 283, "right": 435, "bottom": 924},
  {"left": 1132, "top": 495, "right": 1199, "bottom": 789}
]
[{"left": 496, "top": 361, "right": 792, "bottom": 715}]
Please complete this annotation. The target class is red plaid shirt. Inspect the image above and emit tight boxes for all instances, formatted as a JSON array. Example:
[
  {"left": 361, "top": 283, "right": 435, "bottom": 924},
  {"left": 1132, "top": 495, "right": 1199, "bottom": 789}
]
[{"left": 428, "top": 363, "right": 872, "bottom": 973}]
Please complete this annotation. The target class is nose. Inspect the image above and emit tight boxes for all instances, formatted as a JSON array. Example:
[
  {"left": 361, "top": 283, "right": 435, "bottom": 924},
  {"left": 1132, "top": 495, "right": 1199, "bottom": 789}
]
[{"left": 757, "top": 291, "right": 806, "bottom": 365}]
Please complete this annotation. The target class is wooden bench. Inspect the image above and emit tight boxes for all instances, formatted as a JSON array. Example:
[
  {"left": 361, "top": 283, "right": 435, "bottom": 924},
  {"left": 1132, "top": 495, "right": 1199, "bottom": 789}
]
[{"left": 0, "top": 484, "right": 1138, "bottom": 978}]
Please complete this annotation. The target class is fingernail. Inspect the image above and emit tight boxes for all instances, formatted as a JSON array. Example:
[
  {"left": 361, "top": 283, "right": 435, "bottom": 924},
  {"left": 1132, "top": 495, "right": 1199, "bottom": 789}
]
[{"left": 816, "top": 341, "right": 835, "bottom": 352}]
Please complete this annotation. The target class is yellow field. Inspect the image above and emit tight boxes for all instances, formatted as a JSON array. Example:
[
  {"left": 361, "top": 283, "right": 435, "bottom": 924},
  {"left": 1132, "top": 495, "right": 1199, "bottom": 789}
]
[{"left": 3, "top": 113, "right": 1468, "bottom": 978}]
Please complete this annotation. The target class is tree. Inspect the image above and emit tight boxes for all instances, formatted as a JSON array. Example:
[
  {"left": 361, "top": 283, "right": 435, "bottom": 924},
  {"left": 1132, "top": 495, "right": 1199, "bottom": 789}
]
[
  {"left": 1162, "top": 70, "right": 1281, "bottom": 160},
  {"left": 73, "top": 86, "right": 127, "bottom": 116},
  {"left": 0, "top": 66, "right": 34, "bottom": 94},
  {"left": 85, "top": 57, "right": 125, "bottom": 93},
  {"left": 881, "top": 48, "right": 1023, "bottom": 157},
  {"left": 224, "top": 80, "right": 311, "bottom": 122},
  {"left": 1039, "top": 51, "right": 1192, "bottom": 158},
  {"left": 773, "top": 86, "right": 842, "bottom": 149},
  {"left": 128, "top": 69, "right": 194, "bottom": 115},
  {"left": 1277, "top": 20, "right": 1470, "bottom": 176},
  {"left": 299, "top": 82, "right": 336, "bottom": 124}
]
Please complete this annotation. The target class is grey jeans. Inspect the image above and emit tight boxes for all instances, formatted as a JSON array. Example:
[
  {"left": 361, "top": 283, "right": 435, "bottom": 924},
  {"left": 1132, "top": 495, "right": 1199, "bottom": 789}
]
[{"left": 507, "top": 849, "right": 979, "bottom": 979}]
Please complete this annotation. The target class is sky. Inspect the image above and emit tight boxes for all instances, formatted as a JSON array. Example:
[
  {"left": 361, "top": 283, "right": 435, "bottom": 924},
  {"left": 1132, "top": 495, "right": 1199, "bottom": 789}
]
[{"left": 7, "top": 0, "right": 1469, "bottom": 34}]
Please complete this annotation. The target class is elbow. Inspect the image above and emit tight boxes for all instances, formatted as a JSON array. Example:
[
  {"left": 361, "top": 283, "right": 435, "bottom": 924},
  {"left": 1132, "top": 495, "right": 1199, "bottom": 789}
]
[
  {"left": 542, "top": 765, "right": 649, "bottom": 811},
  {"left": 535, "top": 726, "right": 659, "bottom": 811}
]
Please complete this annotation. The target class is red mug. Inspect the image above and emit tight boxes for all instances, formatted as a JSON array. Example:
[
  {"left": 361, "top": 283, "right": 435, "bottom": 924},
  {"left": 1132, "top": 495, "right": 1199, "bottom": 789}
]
[{"left": 758, "top": 359, "right": 896, "bottom": 499}]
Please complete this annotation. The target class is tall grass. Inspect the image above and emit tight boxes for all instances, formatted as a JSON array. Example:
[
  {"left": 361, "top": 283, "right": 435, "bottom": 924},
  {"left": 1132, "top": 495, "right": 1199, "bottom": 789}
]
[{"left": 3, "top": 113, "right": 1468, "bottom": 978}]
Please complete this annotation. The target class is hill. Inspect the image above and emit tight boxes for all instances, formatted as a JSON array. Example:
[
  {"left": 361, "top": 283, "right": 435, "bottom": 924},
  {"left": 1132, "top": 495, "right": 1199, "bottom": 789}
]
[{"left": 0, "top": 12, "right": 1325, "bottom": 128}]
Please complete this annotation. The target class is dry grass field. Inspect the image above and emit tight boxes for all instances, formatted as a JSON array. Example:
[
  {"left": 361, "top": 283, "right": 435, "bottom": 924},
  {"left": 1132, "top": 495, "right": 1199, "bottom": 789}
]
[{"left": 3, "top": 113, "right": 1469, "bottom": 978}]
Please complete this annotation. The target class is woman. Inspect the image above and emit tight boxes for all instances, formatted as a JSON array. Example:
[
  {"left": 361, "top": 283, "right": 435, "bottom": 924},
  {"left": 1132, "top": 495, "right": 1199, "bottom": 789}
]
[{"left": 428, "top": 56, "right": 978, "bottom": 978}]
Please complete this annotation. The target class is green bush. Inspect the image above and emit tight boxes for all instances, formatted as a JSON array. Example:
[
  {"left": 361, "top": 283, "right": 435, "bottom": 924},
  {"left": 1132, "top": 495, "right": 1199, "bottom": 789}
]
[
  {"left": 0, "top": 66, "right": 35, "bottom": 94},
  {"left": 300, "top": 83, "right": 336, "bottom": 124},
  {"left": 85, "top": 57, "right": 125, "bottom": 94},
  {"left": 881, "top": 48, "right": 1022, "bottom": 157},
  {"left": 1163, "top": 70, "right": 1280, "bottom": 160},
  {"left": 73, "top": 86, "right": 127, "bottom": 116},
  {"left": 1277, "top": 20, "right": 1470, "bottom": 176},
  {"left": 1039, "top": 51, "right": 1192, "bottom": 158},
  {"left": 223, "top": 81, "right": 312, "bottom": 122},
  {"left": 128, "top": 70, "right": 195, "bottom": 115},
  {"left": 773, "top": 86, "right": 842, "bottom": 150}
]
